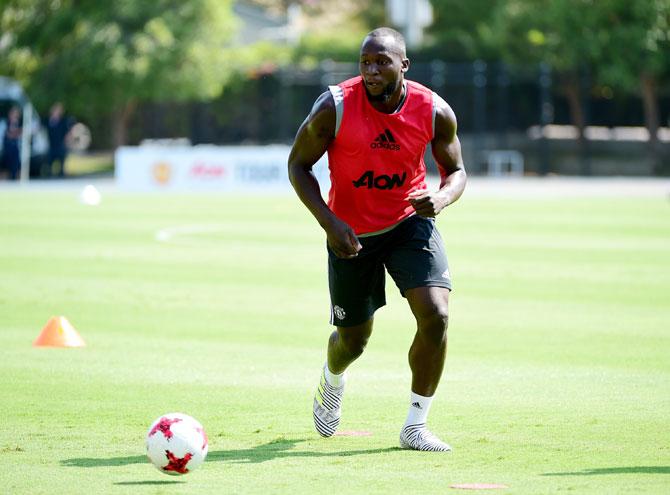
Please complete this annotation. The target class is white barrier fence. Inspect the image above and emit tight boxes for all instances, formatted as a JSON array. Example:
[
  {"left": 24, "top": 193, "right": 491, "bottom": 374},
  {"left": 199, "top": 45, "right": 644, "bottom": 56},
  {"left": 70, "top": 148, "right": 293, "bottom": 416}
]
[{"left": 115, "top": 145, "right": 330, "bottom": 192}]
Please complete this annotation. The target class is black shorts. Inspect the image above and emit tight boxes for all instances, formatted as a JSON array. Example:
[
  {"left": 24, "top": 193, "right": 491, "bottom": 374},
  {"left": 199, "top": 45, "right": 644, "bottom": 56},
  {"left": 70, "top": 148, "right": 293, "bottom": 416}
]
[{"left": 328, "top": 215, "right": 452, "bottom": 327}]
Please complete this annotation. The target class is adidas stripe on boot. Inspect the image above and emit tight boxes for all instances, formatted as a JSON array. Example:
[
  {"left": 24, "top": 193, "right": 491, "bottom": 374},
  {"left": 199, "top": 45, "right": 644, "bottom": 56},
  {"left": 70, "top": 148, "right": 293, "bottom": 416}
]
[
  {"left": 313, "top": 367, "right": 345, "bottom": 437},
  {"left": 400, "top": 423, "right": 452, "bottom": 452}
]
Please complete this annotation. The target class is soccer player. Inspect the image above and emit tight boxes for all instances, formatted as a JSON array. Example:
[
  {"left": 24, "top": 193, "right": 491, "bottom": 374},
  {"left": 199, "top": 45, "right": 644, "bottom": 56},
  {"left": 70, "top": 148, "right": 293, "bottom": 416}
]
[{"left": 287, "top": 27, "right": 466, "bottom": 452}]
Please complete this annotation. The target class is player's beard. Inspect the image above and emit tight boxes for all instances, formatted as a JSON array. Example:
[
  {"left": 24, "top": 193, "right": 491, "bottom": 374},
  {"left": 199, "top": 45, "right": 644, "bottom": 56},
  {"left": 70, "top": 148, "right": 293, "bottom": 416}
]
[{"left": 365, "top": 78, "right": 400, "bottom": 103}]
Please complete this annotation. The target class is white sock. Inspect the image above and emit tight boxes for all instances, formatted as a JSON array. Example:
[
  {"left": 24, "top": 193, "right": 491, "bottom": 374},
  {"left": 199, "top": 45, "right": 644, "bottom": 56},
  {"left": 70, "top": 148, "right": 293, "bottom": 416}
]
[
  {"left": 404, "top": 391, "right": 433, "bottom": 426},
  {"left": 324, "top": 362, "right": 346, "bottom": 387}
]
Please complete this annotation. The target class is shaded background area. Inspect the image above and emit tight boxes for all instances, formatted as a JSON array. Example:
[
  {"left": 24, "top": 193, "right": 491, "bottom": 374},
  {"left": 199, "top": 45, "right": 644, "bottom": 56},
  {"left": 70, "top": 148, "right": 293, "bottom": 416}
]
[
  {"left": 1, "top": 0, "right": 669, "bottom": 177},
  {"left": 130, "top": 60, "right": 670, "bottom": 176}
]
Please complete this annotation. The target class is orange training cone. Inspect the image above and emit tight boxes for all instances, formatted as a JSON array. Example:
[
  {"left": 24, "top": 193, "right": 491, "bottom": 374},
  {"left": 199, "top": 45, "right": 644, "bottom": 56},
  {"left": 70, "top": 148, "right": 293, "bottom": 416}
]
[{"left": 33, "top": 316, "right": 86, "bottom": 347}]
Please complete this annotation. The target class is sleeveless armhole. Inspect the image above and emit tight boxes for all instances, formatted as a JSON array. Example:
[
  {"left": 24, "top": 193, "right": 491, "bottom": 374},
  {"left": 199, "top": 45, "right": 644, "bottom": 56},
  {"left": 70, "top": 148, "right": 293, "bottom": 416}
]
[
  {"left": 432, "top": 92, "right": 452, "bottom": 139},
  {"left": 432, "top": 92, "right": 440, "bottom": 139},
  {"left": 329, "top": 85, "right": 344, "bottom": 138}
]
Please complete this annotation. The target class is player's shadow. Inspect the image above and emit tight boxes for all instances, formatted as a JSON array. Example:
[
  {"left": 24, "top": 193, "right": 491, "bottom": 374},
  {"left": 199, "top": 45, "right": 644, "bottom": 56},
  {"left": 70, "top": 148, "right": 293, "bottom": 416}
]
[
  {"left": 208, "top": 437, "right": 400, "bottom": 464},
  {"left": 61, "top": 437, "right": 400, "bottom": 468},
  {"left": 542, "top": 466, "right": 670, "bottom": 476}
]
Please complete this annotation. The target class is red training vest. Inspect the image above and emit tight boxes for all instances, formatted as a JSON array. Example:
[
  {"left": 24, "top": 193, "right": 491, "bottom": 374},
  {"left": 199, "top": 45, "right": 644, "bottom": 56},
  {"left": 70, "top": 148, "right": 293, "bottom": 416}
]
[{"left": 326, "top": 76, "right": 434, "bottom": 235}]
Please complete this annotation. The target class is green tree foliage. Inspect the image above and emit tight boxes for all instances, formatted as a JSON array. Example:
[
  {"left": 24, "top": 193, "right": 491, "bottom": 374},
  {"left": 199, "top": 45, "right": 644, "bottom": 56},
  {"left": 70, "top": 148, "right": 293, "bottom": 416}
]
[
  {"left": 495, "top": 0, "right": 669, "bottom": 85},
  {"left": 591, "top": 0, "right": 669, "bottom": 89},
  {"left": 493, "top": 0, "right": 669, "bottom": 169},
  {"left": 591, "top": 0, "right": 670, "bottom": 171},
  {"left": 427, "top": 0, "right": 505, "bottom": 60},
  {"left": 243, "top": 0, "right": 378, "bottom": 65},
  {"left": 494, "top": 0, "right": 601, "bottom": 71},
  {"left": 493, "top": 0, "right": 597, "bottom": 165},
  {"left": 0, "top": 0, "right": 237, "bottom": 144}
]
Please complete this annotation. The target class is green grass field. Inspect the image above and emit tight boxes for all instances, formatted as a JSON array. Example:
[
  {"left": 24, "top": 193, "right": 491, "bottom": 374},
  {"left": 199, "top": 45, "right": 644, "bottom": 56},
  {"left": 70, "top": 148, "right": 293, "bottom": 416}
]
[{"left": 1, "top": 185, "right": 669, "bottom": 494}]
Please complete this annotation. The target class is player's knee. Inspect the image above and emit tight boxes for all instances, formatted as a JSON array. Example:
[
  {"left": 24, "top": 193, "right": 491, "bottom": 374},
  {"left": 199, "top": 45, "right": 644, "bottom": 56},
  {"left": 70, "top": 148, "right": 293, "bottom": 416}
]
[
  {"left": 337, "top": 320, "right": 373, "bottom": 358},
  {"left": 417, "top": 305, "right": 449, "bottom": 345},
  {"left": 341, "top": 332, "right": 369, "bottom": 358}
]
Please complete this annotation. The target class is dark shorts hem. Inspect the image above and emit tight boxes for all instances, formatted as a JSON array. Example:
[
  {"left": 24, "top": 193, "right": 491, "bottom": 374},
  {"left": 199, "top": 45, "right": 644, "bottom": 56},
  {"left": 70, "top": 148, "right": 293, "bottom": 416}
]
[
  {"left": 330, "top": 301, "right": 385, "bottom": 328},
  {"left": 399, "top": 281, "right": 452, "bottom": 298}
]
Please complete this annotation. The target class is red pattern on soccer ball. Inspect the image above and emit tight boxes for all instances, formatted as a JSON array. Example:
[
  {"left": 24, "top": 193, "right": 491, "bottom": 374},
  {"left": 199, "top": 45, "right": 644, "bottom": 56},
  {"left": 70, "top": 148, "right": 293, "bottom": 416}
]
[
  {"left": 149, "top": 417, "right": 182, "bottom": 440},
  {"left": 196, "top": 426, "right": 208, "bottom": 450},
  {"left": 163, "top": 450, "right": 193, "bottom": 474}
]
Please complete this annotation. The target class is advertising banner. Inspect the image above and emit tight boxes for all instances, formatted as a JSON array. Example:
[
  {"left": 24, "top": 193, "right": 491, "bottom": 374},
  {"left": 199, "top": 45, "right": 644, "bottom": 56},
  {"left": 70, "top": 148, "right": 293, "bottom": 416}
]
[{"left": 115, "top": 145, "right": 330, "bottom": 192}]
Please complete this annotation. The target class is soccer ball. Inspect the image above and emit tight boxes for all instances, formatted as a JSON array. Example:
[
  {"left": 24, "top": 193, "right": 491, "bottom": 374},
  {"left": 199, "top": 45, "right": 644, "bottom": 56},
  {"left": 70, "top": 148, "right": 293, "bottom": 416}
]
[{"left": 146, "top": 413, "right": 208, "bottom": 475}]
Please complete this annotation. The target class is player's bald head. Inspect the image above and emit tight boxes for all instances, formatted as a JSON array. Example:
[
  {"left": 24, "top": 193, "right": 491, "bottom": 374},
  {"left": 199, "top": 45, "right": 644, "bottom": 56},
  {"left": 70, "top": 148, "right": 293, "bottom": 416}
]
[{"left": 362, "top": 27, "right": 407, "bottom": 58}]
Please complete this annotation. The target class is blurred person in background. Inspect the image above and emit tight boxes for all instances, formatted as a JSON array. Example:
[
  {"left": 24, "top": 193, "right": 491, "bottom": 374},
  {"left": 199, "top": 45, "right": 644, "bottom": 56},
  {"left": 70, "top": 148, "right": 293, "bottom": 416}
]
[
  {"left": 1, "top": 106, "right": 22, "bottom": 181},
  {"left": 44, "top": 102, "right": 75, "bottom": 178},
  {"left": 288, "top": 27, "right": 466, "bottom": 452}
]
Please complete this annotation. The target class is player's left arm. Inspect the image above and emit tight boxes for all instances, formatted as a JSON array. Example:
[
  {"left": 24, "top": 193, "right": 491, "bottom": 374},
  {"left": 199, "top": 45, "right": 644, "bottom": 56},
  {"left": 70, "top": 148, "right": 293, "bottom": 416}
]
[{"left": 407, "top": 95, "right": 467, "bottom": 217}]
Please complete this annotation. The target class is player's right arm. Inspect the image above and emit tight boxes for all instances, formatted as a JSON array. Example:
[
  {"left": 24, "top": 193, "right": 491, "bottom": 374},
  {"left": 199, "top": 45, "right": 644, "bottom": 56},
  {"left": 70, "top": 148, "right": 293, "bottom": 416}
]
[{"left": 288, "top": 91, "right": 362, "bottom": 259}]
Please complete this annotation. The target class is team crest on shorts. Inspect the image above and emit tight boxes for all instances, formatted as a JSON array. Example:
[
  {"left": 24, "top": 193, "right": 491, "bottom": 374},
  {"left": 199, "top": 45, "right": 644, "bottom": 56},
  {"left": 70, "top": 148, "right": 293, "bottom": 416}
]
[{"left": 333, "top": 305, "right": 346, "bottom": 320}]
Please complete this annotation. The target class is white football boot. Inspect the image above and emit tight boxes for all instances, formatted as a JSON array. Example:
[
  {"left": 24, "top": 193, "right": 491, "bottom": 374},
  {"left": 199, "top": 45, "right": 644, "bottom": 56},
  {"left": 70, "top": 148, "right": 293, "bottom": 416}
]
[
  {"left": 400, "top": 423, "right": 452, "bottom": 452},
  {"left": 312, "top": 366, "right": 345, "bottom": 437}
]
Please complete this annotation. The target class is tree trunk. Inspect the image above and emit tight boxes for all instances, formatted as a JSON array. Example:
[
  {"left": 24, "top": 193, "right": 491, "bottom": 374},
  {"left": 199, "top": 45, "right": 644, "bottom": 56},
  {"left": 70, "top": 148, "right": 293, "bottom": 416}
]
[
  {"left": 111, "top": 100, "right": 137, "bottom": 148},
  {"left": 563, "top": 78, "right": 584, "bottom": 133},
  {"left": 640, "top": 72, "right": 662, "bottom": 174},
  {"left": 562, "top": 74, "right": 590, "bottom": 175}
]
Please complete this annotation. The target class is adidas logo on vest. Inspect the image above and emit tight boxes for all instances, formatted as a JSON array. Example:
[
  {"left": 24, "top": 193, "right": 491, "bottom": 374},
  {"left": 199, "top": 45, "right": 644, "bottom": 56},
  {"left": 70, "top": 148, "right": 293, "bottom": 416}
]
[{"left": 370, "top": 129, "right": 400, "bottom": 151}]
